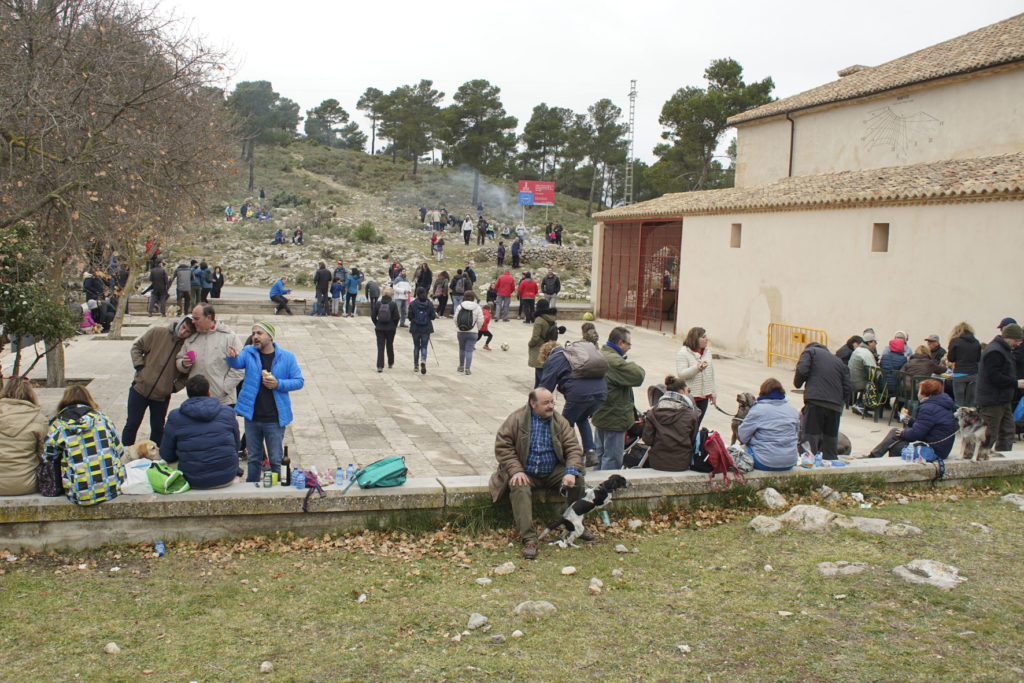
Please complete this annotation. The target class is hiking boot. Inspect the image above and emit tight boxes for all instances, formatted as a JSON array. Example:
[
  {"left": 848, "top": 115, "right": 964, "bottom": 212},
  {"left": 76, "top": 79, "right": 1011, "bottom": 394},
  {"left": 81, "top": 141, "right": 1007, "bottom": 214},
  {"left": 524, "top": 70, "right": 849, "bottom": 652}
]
[
  {"left": 579, "top": 529, "right": 595, "bottom": 542},
  {"left": 457, "top": 366, "right": 464, "bottom": 373},
  {"left": 583, "top": 450, "right": 598, "bottom": 467},
  {"left": 420, "top": 362, "right": 426, "bottom": 375},
  {"left": 522, "top": 541, "right": 538, "bottom": 560},
  {"left": 464, "top": 369, "right": 471, "bottom": 376}
]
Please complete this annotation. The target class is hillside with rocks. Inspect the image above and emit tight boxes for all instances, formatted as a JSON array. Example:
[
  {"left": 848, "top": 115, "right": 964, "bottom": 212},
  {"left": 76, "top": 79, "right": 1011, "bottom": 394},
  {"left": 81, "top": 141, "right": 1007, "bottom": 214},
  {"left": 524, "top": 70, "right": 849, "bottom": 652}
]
[{"left": 159, "top": 142, "right": 597, "bottom": 298}]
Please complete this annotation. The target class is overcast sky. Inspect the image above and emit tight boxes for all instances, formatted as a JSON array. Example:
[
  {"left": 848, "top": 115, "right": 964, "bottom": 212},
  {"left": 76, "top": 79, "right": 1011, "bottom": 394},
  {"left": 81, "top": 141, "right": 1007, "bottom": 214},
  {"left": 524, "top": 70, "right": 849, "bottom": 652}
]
[{"left": 162, "top": 0, "right": 1022, "bottom": 165}]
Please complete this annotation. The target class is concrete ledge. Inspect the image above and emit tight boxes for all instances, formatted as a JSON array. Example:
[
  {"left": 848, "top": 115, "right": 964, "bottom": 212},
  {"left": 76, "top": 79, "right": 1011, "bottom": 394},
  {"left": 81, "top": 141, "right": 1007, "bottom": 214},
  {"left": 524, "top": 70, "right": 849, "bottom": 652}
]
[{"left": 3, "top": 457, "right": 1022, "bottom": 550}]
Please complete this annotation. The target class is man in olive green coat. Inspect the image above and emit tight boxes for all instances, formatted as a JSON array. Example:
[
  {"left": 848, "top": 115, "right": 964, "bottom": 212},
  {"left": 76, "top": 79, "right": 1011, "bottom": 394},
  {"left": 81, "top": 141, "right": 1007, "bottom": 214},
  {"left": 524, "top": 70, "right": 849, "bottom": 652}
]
[
  {"left": 490, "top": 388, "right": 585, "bottom": 559},
  {"left": 591, "top": 326, "right": 645, "bottom": 470}
]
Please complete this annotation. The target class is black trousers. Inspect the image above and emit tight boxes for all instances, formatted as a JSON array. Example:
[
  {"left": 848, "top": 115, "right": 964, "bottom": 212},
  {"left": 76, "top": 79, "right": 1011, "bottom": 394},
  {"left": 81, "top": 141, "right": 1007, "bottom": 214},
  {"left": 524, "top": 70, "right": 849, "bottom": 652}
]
[
  {"left": 436, "top": 295, "right": 448, "bottom": 317},
  {"left": 521, "top": 298, "right": 535, "bottom": 323},
  {"left": 375, "top": 329, "right": 396, "bottom": 369},
  {"left": 345, "top": 292, "right": 357, "bottom": 314},
  {"left": 803, "top": 403, "right": 841, "bottom": 459},
  {"left": 477, "top": 329, "right": 493, "bottom": 345},
  {"left": 271, "top": 294, "right": 292, "bottom": 314}
]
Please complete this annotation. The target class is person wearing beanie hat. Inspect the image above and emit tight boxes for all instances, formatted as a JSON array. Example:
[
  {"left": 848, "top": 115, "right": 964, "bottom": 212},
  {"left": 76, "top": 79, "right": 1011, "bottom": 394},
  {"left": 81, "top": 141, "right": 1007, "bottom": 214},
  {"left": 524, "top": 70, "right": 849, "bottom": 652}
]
[
  {"left": 528, "top": 297, "right": 564, "bottom": 387},
  {"left": 880, "top": 338, "right": 908, "bottom": 400},
  {"left": 226, "top": 322, "right": 303, "bottom": 482},
  {"left": 975, "top": 322, "right": 1024, "bottom": 452},
  {"left": 997, "top": 317, "right": 1017, "bottom": 330}
]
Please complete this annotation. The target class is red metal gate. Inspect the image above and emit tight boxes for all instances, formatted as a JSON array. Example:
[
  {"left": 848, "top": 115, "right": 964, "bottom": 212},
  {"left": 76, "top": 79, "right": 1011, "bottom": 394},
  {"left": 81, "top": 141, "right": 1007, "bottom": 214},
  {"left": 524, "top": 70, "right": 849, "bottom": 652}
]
[{"left": 599, "top": 221, "right": 681, "bottom": 334}]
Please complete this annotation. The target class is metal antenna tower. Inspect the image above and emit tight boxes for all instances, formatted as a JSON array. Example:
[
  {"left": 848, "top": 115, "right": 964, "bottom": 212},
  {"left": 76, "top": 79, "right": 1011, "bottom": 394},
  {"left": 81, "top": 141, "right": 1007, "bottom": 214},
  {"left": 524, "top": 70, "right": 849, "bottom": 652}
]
[{"left": 623, "top": 79, "right": 637, "bottom": 206}]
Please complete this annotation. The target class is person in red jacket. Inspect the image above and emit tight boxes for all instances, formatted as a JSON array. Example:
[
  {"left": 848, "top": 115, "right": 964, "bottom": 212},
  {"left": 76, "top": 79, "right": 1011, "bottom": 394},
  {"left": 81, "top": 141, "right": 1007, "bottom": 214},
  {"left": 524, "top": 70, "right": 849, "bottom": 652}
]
[
  {"left": 478, "top": 303, "right": 494, "bottom": 349},
  {"left": 517, "top": 272, "right": 538, "bottom": 324},
  {"left": 494, "top": 269, "right": 516, "bottom": 322}
]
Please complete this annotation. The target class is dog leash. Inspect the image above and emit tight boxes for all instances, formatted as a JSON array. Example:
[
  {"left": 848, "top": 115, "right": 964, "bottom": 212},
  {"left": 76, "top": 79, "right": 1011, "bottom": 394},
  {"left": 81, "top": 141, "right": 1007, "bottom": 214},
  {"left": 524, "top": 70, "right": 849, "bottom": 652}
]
[{"left": 713, "top": 403, "right": 738, "bottom": 419}]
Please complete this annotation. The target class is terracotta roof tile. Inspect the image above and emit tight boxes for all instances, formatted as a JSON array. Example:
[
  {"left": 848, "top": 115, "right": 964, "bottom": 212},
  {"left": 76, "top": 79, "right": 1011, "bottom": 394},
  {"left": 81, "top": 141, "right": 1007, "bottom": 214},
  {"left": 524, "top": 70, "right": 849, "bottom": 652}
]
[
  {"left": 595, "top": 153, "right": 1024, "bottom": 220},
  {"left": 729, "top": 13, "right": 1024, "bottom": 126}
]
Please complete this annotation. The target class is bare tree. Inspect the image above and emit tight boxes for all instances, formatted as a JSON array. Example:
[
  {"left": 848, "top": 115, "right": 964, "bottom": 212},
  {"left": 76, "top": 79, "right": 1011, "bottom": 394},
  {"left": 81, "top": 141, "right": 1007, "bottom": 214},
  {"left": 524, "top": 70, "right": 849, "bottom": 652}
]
[{"left": 0, "top": 0, "right": 235, "bottom": 383}]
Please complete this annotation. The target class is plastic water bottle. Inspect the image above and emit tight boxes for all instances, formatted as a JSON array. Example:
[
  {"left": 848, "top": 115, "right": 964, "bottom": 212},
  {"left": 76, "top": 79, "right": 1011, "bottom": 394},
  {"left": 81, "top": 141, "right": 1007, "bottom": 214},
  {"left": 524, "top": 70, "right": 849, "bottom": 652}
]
[
  {"left": 154, "top": 541, "right": 165, "bottom": 557},
  {"left": 293, "top": 469, "right": 305, "bottom": 489},
  {"left": 814, "top": 452, "right": 823, "bottom": 468},
  {"left": 336, "top": 466, "right": 345, "bottom": 486},
  {"left": 346, "top": 463, "right": 356, "bottom": 482}
]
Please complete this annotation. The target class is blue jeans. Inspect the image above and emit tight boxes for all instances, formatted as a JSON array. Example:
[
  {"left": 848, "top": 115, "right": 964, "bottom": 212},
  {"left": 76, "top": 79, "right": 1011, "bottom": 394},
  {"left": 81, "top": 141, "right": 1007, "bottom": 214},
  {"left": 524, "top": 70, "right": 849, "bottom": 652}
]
[
  {"left": 594, "top": 427, "right": 625, "bottom": 470},
  {"left": 457, "top": 331, "right": 476, "bottom": 370},
  {"left": 496, "top": 296, "right": 510, "bottom": 321},
  {"left": 412, "top": 332, "right": 430, "bottom": 364},
  {"left": 560, "top": 399, "right": 603, "bottom": 452},
  {"left": 244, "top": 420, "right": 285, "bottom": 482},
  {"left": 396, "top": 298, "right": 408, "bottom": 325},
  {"left": 451, "top": 295, "right": 463, "bottom": 313},
  {"left": 750, "top": 449, "right": 794, "bottom": 472}
]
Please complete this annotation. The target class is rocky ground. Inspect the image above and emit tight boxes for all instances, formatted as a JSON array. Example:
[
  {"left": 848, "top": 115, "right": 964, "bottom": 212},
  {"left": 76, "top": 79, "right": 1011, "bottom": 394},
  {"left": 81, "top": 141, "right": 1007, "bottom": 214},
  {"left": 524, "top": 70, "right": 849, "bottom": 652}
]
[{"left": 162, "top": 182, "right": 595, "bottom": 299}]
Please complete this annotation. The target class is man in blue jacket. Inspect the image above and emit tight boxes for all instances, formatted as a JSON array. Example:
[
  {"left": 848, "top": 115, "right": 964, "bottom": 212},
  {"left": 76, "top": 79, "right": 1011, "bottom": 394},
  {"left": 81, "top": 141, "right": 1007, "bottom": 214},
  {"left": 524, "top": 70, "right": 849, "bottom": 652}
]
[
  {"left": 161, "top": 374, "right": 240, "bottom": 488},
  {"left": 226, "top": 321, "right": 304, "bottom": 482},
  {"left": 268, "top": 277, "right": 292, "bottom": 315}
]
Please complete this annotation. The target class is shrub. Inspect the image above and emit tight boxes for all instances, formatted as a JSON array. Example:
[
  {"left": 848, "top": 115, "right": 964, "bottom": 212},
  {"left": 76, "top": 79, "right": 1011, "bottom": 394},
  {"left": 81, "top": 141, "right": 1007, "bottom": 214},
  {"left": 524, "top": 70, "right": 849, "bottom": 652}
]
[{"left": 353, "top": 220, "right": 385, "bottom": 244}]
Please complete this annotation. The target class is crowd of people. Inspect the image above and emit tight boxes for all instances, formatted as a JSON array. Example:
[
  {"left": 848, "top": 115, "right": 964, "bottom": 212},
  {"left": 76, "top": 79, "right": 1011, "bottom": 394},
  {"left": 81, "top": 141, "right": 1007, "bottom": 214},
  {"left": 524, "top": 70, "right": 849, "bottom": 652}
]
[{"left": 0, "top": 303, "right": 304, "bottom": 505}]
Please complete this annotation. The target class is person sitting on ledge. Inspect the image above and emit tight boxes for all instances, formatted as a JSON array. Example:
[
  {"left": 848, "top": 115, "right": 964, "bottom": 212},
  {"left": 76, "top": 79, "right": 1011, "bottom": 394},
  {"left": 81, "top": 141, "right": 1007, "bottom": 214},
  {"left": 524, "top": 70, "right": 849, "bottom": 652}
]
[
  {"left": 161, "top": 374, "right": 240, "bottom": 489},
  {"left": 490, "top": 387, "right": 586, "bottom": 560},
  {"left": 737, "top": 378, "right": 800, "bottom": 471},
  {"left": 867, "top": 379, "right": 956, "bottom": 459},
  {"left": 641, "top": 375, "right": 699, "bottom": 471}
]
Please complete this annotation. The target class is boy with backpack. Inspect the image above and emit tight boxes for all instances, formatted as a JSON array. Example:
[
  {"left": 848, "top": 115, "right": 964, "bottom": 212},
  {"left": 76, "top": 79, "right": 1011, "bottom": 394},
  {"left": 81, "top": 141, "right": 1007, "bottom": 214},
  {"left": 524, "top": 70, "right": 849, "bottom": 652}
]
[
  {"left": 408, "top": 287, "right": 437, "bottom": 375},
  {"left": 371, "top": 287, "right": 399, "bottom": 372},
  {"left": 454, "top": 291, "right": 484, "bottom": 375}
]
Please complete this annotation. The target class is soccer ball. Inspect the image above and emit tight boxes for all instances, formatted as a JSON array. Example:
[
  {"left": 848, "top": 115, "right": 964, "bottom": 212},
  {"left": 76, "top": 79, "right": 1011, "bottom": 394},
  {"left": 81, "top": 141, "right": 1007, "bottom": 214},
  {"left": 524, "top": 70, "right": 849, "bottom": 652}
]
[
  {"left": 500, "top": 343, "right": 510, "bottom": 351},
  {"left": 582, "top": 312, "right": 595, "bottom": 321}
]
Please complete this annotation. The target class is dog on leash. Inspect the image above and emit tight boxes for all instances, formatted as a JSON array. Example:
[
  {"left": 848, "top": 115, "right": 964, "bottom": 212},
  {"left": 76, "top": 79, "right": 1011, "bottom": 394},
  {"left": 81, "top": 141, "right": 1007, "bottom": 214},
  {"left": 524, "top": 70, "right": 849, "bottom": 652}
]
[
  {"left": 121, "top": 439, "right": 160, "bottom": 464},
  {"left": 955, "top": 407, "right": 990, "bottom": 461},
  {"left": 538, "top": 475, "right": 629, "bottom": 548},
  {"left": 730, "top": 393, "right": 756, "bottom": 445}
]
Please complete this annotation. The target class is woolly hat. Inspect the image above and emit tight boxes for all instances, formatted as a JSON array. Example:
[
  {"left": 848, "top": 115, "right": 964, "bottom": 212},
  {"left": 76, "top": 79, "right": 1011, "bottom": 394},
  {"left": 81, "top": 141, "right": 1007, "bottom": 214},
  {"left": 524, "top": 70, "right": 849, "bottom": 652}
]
[
  {"left": 535, "top": 299, "right": 551, "bottom": 315},
  {"left": 888, "top": 338, "right": 905, "bottom": 354},
  {"left": 254, "top": 321, "right": 275, "bottom": 339},
  {"left": 998, "top": 317, "right": 1017, "bottom": 329},
  {"left": 1001, "top": 323, "right": 1023, "bottom": 340},
  {"left": 862, "top": 331, "right": 877, "bottom": 343}
]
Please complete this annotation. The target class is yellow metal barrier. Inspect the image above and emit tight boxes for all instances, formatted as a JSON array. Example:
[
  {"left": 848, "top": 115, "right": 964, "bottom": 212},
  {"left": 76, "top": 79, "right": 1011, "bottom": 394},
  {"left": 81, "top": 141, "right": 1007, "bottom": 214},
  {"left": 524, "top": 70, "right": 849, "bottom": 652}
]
[{"left": 767, "top": 323, "right": 828, "bottom": 367}]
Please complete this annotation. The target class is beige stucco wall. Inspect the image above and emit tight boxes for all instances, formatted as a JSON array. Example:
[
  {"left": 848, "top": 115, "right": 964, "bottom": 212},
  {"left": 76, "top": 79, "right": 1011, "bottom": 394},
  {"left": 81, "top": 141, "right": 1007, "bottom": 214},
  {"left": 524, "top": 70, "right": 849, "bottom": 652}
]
[
  {"left": 675, "top": 201, "right": 1023, "bottom": 361},
  {"left": 735, "top": 67, "right": 1024, "bottom": 187},
  {"left": 590, "top": 221, "right": 604, "bottom": 309}
]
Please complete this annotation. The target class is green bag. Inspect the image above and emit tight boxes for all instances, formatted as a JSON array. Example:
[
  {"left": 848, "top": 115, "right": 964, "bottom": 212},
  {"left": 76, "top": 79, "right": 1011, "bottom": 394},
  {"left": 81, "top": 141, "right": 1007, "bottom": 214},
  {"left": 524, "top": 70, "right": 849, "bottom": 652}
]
[
  {"left": 342, "top": 456, "right": 407, "bottom": 492},
  {"left": 147, "top": 461, "right": 191, "bottom": 494}
]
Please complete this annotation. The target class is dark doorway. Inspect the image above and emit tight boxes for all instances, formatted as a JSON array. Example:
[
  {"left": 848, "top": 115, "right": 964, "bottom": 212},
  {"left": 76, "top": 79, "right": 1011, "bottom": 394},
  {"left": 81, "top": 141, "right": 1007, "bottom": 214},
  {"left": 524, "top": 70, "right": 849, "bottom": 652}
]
[{"left": 599, "top": 221, "right": 681, "bottom": 334}]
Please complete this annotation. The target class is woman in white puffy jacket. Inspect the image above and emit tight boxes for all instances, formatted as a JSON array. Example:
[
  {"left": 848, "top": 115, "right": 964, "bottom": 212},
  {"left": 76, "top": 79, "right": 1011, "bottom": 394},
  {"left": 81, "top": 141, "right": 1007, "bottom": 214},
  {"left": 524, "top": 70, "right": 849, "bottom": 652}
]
[
  {"left": 453, "top": 291, "right": 485, "bottom": 375},
  {"left": 675, "top": 326, "right": 717, "bottom": 428}
]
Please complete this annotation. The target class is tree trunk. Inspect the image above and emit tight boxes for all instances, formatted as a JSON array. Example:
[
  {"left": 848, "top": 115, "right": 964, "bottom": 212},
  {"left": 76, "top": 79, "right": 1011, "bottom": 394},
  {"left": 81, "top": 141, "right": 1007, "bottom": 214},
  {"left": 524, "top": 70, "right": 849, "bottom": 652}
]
[
  {"left": 586, "top": 165, "right": 597, "bottom": 217},
  {"left": 107, "top": 267, "right": 138, "bottom": 340},
  {"left": 412, "top": 154, "right": 418, "bottom": 175},
  {"left": 370, "top": 119, "right": 376, "bottom": 155},
  {"left": 472, "top": 169, "right": 480, "bottom": 207},
  {"left": 12, "top": 336, "right": 22, "bottom": 376},
  {"left": 45, "top": 338, "right": 65, "bottom": 387}
]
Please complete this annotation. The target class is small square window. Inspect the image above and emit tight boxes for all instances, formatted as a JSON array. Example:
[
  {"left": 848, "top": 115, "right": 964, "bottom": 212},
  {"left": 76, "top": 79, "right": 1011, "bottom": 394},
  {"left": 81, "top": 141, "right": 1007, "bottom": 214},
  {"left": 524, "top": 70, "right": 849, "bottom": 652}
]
[
  {"left": 730, "top": 223, "right": 742, "bottom": 248},
  {"left": 872, "top": 223, "right": 889, "bottom": 252}
]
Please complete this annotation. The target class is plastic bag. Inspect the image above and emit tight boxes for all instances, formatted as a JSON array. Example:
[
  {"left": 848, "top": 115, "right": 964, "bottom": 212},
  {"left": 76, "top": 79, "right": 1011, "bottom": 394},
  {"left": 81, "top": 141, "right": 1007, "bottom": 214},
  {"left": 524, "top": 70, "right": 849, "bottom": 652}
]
[{"left": 122, "top": 460, "right": 155, "bottom": 494}]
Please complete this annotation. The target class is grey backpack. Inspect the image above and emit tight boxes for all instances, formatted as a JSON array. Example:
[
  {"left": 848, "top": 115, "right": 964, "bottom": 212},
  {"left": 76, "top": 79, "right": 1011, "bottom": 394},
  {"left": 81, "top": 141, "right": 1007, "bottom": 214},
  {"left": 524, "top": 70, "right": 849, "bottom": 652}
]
[{"left": 561, "top": 341, "right": 609, "bottom": 378}]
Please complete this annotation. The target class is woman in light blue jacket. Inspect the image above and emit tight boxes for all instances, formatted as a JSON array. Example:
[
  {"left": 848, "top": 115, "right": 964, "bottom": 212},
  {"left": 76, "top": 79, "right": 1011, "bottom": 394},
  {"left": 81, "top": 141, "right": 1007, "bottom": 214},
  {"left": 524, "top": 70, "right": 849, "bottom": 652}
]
[{"left": 737, "top": 378, "right": 800, "bottom": 471}]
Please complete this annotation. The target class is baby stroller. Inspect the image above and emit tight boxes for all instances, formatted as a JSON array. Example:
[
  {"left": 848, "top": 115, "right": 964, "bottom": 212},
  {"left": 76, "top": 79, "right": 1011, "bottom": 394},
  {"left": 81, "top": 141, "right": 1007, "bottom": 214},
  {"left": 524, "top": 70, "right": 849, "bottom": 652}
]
[{"left": 622, "top": 384, "right": 666, "bottom": 468}]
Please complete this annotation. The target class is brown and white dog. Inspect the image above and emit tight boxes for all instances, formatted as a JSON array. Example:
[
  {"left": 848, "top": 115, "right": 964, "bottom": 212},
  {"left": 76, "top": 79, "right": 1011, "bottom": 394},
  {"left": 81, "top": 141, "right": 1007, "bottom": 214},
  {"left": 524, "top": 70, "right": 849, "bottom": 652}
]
[
  {"left": 730, "top": 393, "right": 756, "bottom": 445},
  {"left": 955, "top": 407, "right": 990, "bottom": 461},
  {"left": 121, "top": 439, "right": 160, "bottom": 465}
]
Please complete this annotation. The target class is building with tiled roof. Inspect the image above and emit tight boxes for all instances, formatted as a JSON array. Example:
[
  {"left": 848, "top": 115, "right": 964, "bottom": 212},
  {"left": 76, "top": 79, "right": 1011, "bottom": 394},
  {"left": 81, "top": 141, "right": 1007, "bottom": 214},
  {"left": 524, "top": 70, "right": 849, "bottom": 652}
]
[{"left": 590, "top": 14, "right": 1024, "bottom": 364}]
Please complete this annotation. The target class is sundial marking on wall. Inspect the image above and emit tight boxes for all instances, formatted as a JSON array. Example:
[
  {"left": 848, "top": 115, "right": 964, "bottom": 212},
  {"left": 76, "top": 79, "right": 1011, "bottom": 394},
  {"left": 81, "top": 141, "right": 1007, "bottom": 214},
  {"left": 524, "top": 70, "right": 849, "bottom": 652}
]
[{"left": 861, "top": 104, "right": 942, "bottom": 160}]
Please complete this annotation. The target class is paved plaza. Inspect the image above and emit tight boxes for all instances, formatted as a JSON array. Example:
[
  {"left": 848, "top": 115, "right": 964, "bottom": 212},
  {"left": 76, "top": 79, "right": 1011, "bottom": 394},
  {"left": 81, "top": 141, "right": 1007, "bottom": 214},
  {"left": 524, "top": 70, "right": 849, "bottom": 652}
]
[{"left": 7, "top": 291, "right": 1011, "bottom": 479}]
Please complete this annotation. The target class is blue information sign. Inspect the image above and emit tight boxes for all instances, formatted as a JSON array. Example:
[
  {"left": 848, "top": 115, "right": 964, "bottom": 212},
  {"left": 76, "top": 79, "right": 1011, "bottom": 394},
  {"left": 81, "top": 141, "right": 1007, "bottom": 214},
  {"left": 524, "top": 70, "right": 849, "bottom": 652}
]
[{"left": 517, "top": 192, "right": 534, "bottom": 206}]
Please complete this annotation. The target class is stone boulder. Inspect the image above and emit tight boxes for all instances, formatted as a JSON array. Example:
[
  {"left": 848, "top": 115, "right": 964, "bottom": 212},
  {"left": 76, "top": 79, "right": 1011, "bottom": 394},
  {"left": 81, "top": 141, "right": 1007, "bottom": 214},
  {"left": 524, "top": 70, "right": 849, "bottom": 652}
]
[
  {"left": 817, "top": 561, "right": 869, "bottom": 578},
  {"left": 514, "top": 600, "right": 557, "bottom": 617},
  {"left": 749, "top": 515, "right": 783, "bottom": 536},
  {"left": 758, "top": 487, "right": 787, "bottom": 510},
  {"left": 777, "top": 504, "right": 839, "bottom": 531},
  {"left": 892, "top": 560, "right": 966, "bottom": 590},
  {"left": 1001, "top": 493, "right": 1024, "bottom": 511}
]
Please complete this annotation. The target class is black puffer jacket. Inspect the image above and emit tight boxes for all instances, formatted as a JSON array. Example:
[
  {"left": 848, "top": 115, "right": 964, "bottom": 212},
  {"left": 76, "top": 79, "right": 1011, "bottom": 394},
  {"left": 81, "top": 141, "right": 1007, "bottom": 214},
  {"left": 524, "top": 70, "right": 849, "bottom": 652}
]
[
  {"left": 947, "top": 332, "right": 981, "bottom": 375},
  {"left": 977, "top": 336, "right": 1017, "bottom": 406},
  {"left": 794, "top": 342, "right": 850, "bottom": 408}
]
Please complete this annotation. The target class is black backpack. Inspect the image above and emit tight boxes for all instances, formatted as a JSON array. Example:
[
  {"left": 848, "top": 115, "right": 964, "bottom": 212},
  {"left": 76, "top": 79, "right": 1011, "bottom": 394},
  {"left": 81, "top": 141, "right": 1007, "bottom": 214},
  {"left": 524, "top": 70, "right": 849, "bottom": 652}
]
[
  {"left": 545, "top": 319, "right": 559, "bottom": 342},
  {"left": 456, "top": 305, "right": 475, "bottom": 331},
  {"left": 410, "top": 302, "right": 430, "bottom": 327},
  {"left": 376, "top": 301, "right": 393, "bottom": 324},
  {"left": 453, "top": 276, "right": 466, "bottom": 295}
]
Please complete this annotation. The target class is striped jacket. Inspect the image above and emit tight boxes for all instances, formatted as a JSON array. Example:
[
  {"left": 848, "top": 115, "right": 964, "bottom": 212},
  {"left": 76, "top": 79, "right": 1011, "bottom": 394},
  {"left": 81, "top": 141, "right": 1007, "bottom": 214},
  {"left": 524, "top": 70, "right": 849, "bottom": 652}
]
[{"left": 42, "top": 404, "right": 124, "bottom": 506}]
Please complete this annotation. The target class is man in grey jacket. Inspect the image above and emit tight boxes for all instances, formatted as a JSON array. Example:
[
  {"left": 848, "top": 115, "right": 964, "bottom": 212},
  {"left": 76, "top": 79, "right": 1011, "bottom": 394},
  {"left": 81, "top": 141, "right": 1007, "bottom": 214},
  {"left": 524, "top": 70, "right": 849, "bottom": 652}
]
[
  {"left": 173, "top": 262, "right": 192, "bottom": 315},
  {"left": 177, "top": 303, "right": 244, "bottom": 407}
]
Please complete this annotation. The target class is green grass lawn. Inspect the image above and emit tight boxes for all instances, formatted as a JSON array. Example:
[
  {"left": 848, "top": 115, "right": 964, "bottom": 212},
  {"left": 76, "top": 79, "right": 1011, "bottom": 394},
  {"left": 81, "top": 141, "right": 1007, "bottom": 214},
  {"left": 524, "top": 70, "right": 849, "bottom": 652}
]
[{"left": 3, "top": 484, "right": 1023, "bottom": 681}]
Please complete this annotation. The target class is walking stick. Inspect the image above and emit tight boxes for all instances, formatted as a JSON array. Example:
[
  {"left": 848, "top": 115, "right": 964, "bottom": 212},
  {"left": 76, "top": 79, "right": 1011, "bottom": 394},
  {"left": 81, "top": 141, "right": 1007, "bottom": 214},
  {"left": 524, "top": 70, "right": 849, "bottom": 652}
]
[{"left": 428, "top": 336, "right": 440, "bottom": 367}]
